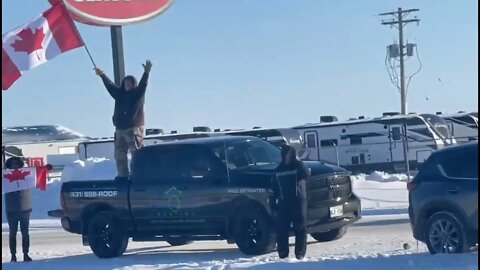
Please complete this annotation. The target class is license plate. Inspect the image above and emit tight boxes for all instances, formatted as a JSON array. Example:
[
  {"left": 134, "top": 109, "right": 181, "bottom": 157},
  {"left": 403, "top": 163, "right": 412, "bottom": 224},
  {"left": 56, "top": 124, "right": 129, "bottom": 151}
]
[{"left": 330, "top": 205, "right": 343, "bottom": 218}]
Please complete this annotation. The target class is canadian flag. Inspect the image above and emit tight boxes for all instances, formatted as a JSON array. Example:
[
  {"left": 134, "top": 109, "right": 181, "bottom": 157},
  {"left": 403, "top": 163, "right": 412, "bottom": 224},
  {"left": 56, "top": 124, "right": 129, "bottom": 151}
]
[
  {"left": 2, "top": 2, "right": 84, "bottom": 91},
  {"left": 2, "top": 166, "right": 50, "bottom": 194}
]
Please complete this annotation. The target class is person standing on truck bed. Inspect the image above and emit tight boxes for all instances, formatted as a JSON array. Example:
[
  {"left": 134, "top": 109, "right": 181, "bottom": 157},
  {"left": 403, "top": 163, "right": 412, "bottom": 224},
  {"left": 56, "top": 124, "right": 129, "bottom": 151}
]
[
  {"left": 4, "top": 157, "right": 33, "bottom": 263},
  {"left": 94, "top": 60, "right": 153, "bottom": 180},
  {"left": 273, "top": 145, "right": 310, "bottom": 260}
]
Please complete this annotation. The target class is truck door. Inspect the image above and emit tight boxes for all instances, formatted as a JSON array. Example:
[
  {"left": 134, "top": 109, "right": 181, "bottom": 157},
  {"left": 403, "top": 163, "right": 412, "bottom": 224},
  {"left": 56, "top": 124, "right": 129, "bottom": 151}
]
[
  {"left": 130, "top": 146, "right": 180, "bottom": 233},
  {"left": 167, "top": 145, "right": 230, "bottom": 234},
  {"left": 304, "top": 131, "right": 320, "bottom": 161},
  {"left": 131, "top": 145, "right": 229, "bottom": 235}
]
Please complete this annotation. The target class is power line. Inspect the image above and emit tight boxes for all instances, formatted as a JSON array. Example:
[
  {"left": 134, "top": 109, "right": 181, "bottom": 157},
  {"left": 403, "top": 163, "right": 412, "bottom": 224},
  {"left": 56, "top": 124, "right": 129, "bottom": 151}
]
[{"left": 379, "top": 7, "right": 420, "bottom": 115}]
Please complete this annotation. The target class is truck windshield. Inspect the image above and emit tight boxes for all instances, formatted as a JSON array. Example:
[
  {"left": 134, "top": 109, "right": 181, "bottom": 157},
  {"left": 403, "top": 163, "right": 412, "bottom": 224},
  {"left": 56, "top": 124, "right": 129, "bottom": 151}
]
[{"left": 208, "top": 138, "right": 282, "bottom": 171}]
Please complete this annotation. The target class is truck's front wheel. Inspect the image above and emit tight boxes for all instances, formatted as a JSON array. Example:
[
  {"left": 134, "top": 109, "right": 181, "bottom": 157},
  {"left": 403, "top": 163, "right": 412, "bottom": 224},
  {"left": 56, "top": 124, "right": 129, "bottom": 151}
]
[
  {"left": 87, "top": 213, "right": 129, "bottom": 258},
  {"left": 311, "top": 227, "right": 347, "bottom": 242},
  {"left": 234, "top": 207, "right": 276, "bottom": 255}
]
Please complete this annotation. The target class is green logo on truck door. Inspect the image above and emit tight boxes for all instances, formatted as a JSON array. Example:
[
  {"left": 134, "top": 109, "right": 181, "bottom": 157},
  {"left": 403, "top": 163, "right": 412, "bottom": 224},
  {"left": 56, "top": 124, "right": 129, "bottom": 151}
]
[{"left": 164, "top": 187, "right": 182, "bottom": 213}]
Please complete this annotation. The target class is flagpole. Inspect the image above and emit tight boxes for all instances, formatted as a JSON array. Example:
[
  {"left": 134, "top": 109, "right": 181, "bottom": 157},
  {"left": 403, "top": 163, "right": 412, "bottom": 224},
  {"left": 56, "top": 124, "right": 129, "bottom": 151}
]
[
  {"left": 59, "top": 0, "right": 97, "bottom": 68},
  {"left": 83, "top": 44, "right": 97, "bottom": 68}
]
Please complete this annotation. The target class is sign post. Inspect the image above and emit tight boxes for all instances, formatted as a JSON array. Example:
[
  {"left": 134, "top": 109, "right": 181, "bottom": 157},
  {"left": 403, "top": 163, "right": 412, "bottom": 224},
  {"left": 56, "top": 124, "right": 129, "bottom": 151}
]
[
  {"left": 110, "top": 26, "right": 125, "bottom": 85},
  {"left": 50, "top": 0, "right": 174, "bottom": 84}
]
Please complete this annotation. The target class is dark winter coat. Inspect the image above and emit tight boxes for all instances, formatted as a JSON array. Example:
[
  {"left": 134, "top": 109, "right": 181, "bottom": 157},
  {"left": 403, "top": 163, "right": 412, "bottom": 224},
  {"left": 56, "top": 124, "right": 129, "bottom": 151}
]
[
  {"left": 4, "top": 189, "right": 32, "bottom": 214},
  {"left": 101, "top": 72, "right": 149, "bottom": 129},
  {"left": 274, "top": 160, "right": 310, "bottom": 202}
]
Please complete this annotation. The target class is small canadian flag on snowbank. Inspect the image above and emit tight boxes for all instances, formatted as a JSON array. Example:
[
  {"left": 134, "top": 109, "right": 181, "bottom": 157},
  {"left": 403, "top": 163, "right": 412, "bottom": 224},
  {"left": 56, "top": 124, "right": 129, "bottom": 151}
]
[
  {"left": 2, "top": 167, "right": 49, "bottom": 194},
  {"left": 2, "top": 2, "right": 84, "bottom": 90}
]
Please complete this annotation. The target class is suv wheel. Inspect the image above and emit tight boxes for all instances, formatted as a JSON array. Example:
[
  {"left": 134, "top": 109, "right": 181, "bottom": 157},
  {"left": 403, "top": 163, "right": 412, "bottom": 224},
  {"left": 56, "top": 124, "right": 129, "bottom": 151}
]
[
  {"left": 311, "top": 227, "right": 347, "bottom": 242},
  {"left": 234, "top": 206, "right": 276, "bottom": 255},
  {"left": 425, "top": 212, "right": 468, "bottom": 254},
  {"left": 87, "top": 213, "right": 129, "bottom": 258}
]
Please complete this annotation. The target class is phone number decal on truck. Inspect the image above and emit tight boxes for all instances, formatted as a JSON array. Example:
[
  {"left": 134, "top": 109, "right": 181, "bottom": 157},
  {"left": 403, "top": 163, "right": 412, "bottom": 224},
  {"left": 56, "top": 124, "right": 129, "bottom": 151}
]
[{"left": 69, "top": 191, "right": 118, "bottom": 198}]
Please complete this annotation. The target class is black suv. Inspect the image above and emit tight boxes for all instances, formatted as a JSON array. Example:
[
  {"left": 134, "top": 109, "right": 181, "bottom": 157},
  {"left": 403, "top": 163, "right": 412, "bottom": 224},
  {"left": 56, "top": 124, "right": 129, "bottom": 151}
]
[{"left": 408, "top": 142, "right": 478, "bottom": 254}]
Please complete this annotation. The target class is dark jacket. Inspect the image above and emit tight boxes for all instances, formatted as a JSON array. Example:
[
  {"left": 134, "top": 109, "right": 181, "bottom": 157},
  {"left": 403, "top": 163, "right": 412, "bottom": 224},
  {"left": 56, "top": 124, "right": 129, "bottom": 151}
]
[
  {"left": 101, "top": 72, "right": 149, "bottom": 129},
  {"left": 274, "top": 160, "right": 310, "bottom": 202},
  {"left": 4, "top": 189, "right": 32, "bottom": 214}
]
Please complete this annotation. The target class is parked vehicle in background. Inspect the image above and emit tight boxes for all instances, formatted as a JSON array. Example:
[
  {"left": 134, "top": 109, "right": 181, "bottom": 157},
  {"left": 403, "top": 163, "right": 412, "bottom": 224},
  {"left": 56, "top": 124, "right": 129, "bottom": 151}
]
[
  {"left": 437, "top": 111, "right": 478, "bottom": 144},
  {"left": 293, "top": 113, "right": 454, "bottom": 173},
  {"left": 2, "top": 125, "right": 90, "bottom": 173},
  {"left": 408, "top": 142, "right": 478, "bottom": 254}
]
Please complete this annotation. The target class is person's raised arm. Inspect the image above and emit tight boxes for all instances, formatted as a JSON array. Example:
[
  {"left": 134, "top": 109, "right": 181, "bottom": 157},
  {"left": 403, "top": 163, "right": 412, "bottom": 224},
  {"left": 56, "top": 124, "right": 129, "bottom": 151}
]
[
  {"left": 95, "top": 67, "right": 120, "bottom": 99},
  {"left": 137, "top": 60, "right": 153, "bottom": 92}
]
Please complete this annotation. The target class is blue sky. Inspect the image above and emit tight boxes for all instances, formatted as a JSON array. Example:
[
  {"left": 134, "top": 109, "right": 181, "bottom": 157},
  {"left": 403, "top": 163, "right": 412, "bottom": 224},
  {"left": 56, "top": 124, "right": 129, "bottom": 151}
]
[{"left": 2, "top": 0, "right": 478, "bottom": 137}]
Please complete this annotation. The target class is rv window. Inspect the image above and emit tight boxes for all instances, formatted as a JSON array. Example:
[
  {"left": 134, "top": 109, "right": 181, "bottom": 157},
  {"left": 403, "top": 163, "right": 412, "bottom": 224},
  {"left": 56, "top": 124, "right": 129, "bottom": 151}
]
[
  {"left": 359, "top": 154, "right": 365, "bottom": 164},
  {"left": 350, "top": 137, "right": 362, "bottom": 145},
  {"left": 320, "top": 139, "right": 338, "bottom": 147},
  {"left": 306, "top": 134, "right": 316, "bottom": 148},
  {"left": 392, "top": 127, "right": 401, "bottom": 141}
]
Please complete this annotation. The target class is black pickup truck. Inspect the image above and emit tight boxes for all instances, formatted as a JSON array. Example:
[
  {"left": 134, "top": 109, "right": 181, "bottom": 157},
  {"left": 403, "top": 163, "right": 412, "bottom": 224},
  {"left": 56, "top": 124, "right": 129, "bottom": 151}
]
[{"left": 51, "top": 136, "right": 361, "bottom": 258}]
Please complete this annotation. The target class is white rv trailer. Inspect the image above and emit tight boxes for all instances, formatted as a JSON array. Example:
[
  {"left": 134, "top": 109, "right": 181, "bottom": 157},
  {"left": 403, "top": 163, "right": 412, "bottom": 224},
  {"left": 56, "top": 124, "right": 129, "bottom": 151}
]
[
  {"left": 293, "top": 113, "right": 454, "bottom": 173},
  {"left": 437, "top": 111, "right": 478, "bottom": 144},
  {"left": 78, "top": 132, "right": 219, "bottom": 161},
  {"left": 79, "top": 128, "right": 307, "bottom": 161},
  {"left": 2, "top": 125, "right": 90, "bottom": 169}
]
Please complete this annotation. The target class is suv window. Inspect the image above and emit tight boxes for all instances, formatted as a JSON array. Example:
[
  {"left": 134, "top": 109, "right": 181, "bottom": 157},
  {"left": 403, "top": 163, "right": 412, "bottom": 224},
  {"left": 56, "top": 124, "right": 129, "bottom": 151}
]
[{"left": 439, "top": 149, "right": 478, "bottom": 179}]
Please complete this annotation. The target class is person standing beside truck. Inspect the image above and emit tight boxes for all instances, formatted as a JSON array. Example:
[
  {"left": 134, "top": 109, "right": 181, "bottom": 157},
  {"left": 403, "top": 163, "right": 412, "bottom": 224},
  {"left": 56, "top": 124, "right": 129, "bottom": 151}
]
[
  {"left": 94, "top": 60, "right": 153, "bottom": 180},
  {"left": 4, "top": 157, "right": 33, "bottom": 263},
  {"left": 273, "top": 145, "right": 311, "bottom": 260}
]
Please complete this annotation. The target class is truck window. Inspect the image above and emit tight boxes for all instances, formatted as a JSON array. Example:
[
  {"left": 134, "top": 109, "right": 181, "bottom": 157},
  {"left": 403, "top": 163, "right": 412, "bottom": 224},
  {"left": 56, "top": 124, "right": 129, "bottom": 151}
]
[
  {"left": 133, "top": 147, "right": 180, "bottom": 182},
  {"left": 177, "top": 146, "right": 227, "bottom": 180},
  {"left": 223, "top": 139, "right": 281, "bottom": 171}
]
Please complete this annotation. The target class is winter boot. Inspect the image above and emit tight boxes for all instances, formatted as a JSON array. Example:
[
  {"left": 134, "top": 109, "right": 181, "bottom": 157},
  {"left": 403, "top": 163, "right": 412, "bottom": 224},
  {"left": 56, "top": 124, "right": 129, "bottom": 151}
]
[{"left": 23, "top": 254, "right": 32, "bottom": 262}]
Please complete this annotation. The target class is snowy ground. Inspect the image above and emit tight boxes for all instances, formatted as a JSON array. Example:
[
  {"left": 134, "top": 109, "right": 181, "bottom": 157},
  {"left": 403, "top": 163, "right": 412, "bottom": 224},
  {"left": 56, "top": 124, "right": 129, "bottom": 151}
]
[
  {"left": 3, "top": 159, "right": 476, "bottom": 269},
  {"left": 2, "top": 215, "right": 477, "bottom": 269}
]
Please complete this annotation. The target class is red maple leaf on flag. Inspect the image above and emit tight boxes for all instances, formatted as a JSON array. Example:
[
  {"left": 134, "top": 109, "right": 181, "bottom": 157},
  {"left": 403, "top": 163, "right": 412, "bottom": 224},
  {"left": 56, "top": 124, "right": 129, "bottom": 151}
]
[
  {"left": 3, "top": 169, "right": 31, "bottom": 183},
  {"left": 11, "top": 27, "right": 45, "bottom": 55}
]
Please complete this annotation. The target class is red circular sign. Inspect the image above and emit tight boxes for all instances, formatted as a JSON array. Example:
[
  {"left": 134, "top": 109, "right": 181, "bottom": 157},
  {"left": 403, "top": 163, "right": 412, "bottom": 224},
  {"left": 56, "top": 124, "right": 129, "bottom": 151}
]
[{"left": 49, "top": 0, "right": 173, "bottom": 26}]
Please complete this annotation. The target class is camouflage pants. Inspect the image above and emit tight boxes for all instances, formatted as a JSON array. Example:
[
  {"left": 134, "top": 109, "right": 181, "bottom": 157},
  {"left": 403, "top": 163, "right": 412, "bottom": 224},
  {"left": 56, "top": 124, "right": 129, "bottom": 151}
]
[{"left": 114, "top": 126, "right": 144, "bottom": 177}]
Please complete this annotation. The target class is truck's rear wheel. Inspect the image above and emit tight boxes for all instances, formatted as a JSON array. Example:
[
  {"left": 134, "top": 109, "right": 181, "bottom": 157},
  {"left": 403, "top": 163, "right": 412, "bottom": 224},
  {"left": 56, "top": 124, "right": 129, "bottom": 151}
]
[
  {"left": 311, "top": 227, "right": 347, "bottom": 242},
  {"left": 234, "top": 206, "right": 276, "bottom": 255},
  {"left": 166, "top": 237, "right": 193, "bottom": 246},
  {"left": 87, "top": 213, "right": 128, "bottom": 258}
]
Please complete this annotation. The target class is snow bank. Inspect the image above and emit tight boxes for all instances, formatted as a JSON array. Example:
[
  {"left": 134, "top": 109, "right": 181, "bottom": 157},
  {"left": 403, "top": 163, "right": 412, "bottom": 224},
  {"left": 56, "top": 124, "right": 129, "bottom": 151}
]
[
  {"left": 61, "top": 158, "right": 116, "bottom": 182},
  {"left": 351, "top": 171, "right": 412, "bottom": 182}
]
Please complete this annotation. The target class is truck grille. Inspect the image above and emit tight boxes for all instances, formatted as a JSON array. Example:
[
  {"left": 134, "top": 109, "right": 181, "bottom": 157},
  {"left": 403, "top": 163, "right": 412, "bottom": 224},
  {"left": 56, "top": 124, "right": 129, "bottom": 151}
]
[{"left": 307, "top": 174, "right": 352, "bottom": 201}]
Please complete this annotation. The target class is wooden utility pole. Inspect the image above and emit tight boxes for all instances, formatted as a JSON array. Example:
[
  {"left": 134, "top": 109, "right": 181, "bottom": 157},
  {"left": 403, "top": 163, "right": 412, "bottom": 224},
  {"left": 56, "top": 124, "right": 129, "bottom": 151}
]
[{"left": 379, "top": 8, "right": 420, "bottom": 115}]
